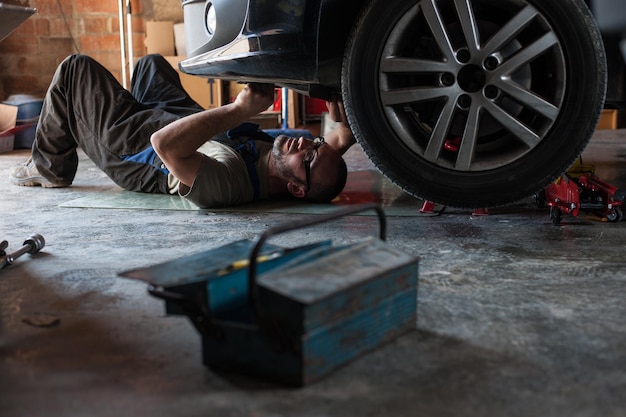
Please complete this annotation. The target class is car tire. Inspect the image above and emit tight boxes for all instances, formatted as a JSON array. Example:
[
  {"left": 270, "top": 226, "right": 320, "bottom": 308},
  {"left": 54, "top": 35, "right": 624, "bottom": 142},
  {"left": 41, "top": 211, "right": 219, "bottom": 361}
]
[{"left": 342, "top": 0, "right": 606, "bottom": 208}]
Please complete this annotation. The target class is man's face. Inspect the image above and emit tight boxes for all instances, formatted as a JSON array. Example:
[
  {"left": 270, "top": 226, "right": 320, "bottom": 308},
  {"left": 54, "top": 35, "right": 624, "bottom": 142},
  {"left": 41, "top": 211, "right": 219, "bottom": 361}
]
[{"left": 272, "top": 135, "right": 323, "bottom": 187}]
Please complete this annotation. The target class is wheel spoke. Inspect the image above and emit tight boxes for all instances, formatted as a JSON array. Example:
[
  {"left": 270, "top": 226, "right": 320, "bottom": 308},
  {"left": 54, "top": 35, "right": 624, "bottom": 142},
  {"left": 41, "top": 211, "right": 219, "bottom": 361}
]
[
  {"left": 421, "top": 0, "right": 456, "bottom": 62},
  {"left": 454, "top": 0, "right": 480, "bottom": 53},
  {"left": 494, "top": 78, "right": 560, "bottom": 121},
  {"left": 480, "top": 5, "right": 539, "bottom": 59},
  {"left": 424, "top": 98, "right": 458, "bottom": 161},
  {"left": 381, "top": 85, "right": 458, "bottom": 106},
  {"left": 495, "top": 32, "right": 559, "bottom": 76},
  {"left": 484, "top": 99, "right": 541, "bottom": 147},
  {"left": 455, "top": 103, "right": 482, "bottom": 170},
  {"left": 380, "top": 57, "right": 452, "bottom": 74}
]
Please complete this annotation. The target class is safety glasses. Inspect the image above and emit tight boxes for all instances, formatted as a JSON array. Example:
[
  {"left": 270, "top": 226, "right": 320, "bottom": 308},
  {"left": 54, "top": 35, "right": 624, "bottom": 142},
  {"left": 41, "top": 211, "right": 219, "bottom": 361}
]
[{"left": 303, "top": 136, "right": 325, "bottom": 192}]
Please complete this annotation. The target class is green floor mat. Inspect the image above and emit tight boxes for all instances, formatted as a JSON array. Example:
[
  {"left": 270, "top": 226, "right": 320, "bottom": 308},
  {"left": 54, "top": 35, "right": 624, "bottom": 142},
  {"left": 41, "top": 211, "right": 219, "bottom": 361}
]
[{"left": 60, "top": 170, "right": 428, "bottom": 216}]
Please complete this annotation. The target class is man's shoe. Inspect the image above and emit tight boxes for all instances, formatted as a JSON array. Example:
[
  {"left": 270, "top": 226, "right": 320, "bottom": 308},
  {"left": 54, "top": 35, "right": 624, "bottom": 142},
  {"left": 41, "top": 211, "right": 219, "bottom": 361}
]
[{"left": 9, "top": 160, "right": 69, "bottom": 188}]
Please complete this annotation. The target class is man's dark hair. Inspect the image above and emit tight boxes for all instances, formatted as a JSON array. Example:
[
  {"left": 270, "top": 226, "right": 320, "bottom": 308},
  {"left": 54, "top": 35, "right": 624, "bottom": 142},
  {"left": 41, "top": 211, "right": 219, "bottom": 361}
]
[{"left": 305, "top": 158, "right": 348, "bottom": 203}]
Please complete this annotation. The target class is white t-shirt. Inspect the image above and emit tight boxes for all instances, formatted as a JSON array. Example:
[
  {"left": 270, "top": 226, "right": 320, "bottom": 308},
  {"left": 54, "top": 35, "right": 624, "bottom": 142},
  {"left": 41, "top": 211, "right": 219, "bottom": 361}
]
[{"left": 168, "top": 140, "right": 271, "bottom": 208}]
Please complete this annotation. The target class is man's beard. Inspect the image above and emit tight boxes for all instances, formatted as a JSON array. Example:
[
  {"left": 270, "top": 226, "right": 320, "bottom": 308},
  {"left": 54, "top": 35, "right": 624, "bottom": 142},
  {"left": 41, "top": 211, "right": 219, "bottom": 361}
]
[{"left": 272, "top": 136, "right": 301, "bottom": 184}]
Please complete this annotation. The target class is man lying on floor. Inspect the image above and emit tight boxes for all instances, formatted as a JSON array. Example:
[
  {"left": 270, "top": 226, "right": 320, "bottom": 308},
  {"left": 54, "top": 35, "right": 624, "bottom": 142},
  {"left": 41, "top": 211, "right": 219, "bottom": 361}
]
[{"left": 9, "top": 54, "right": 356, "bottom": 208}]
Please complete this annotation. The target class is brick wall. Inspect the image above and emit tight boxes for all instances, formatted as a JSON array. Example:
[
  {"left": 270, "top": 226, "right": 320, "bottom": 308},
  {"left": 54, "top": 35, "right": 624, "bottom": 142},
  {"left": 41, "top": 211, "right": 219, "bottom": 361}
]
[{"left": 0, "top": 0, "right": 182, "bottom": 101}]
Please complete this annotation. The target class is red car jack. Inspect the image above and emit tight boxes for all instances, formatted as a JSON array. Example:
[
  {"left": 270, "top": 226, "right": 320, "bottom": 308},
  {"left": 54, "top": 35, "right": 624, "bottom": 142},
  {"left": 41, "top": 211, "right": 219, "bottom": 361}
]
[{"left": 542, "top": 158, "right": 625, "bottom": 224}]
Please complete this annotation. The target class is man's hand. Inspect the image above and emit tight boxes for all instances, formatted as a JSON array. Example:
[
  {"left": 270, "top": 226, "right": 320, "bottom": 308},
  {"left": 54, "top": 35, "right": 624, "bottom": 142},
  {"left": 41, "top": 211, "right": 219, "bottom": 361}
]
[
  {"left": 324, "top": 93, "right": 356, "bottom": 155},
  {"left": 234, "top": 83, "right": 275, "bottom": 118},
  {"left": 326, "top": 92, "right": 347, "bottom": 124}
]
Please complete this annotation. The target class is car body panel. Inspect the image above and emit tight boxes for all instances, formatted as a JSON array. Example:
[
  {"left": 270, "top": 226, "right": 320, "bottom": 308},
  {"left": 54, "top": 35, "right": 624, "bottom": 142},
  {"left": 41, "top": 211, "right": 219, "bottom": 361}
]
[{"left": 180, "top": 0, "right": 362, "bottom": 97}]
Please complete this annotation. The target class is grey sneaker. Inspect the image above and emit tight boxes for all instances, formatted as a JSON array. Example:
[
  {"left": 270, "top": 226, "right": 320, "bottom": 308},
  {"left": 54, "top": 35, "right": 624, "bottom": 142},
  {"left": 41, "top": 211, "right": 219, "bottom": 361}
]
[{"left": 10, "top": 159, "right": 69, "bottom": 188}]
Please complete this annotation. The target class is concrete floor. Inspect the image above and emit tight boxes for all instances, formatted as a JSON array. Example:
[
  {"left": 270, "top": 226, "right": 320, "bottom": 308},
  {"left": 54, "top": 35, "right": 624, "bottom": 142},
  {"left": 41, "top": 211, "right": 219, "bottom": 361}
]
[{"left": 1, "top": 129, "right": 626, "bottom": 417}]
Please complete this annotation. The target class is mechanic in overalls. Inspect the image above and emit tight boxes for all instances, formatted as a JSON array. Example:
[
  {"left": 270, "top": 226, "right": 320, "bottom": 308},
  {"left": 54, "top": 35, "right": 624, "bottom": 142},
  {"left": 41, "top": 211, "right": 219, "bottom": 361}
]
[{"left": 10, "top": 54, "right": 355, "bottom": 208}]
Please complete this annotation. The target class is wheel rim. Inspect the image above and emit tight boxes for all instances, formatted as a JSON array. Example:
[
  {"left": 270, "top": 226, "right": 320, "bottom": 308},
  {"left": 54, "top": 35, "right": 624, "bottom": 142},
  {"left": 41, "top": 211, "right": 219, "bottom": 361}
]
[{"left": 378, "top": 0, "right": 566, "bottom": 171}]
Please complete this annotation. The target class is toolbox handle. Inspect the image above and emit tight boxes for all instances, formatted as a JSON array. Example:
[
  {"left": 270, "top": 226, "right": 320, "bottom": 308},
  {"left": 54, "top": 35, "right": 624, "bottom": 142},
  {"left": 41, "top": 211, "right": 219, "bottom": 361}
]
[{"left": 247, "top": 203, "right": 386, "bottom": 312}]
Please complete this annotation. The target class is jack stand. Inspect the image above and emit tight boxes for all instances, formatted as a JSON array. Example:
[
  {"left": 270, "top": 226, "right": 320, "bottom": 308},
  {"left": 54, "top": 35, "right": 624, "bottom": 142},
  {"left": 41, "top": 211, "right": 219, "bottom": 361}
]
[
  {"left": 419, "top": 200, "right": 488, "bottom": 216},
  {"left": 542, "top": 157, "right": 625, "bottom": 224},
  {"left": 418, "top": 200, "right": 445, "bottom": 216},
  {"left": 419, "top": 200, "right": 437, "bottom": 214},
  {"left": 472, "top": 208, "right": 489, "bottom": 216}
]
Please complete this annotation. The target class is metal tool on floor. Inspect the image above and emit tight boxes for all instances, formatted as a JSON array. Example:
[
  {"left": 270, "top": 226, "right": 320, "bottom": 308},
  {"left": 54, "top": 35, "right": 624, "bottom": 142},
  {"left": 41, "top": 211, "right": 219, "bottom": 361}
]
[
  {"left": 120, "top": 204, "right": 419, "bottom": 386},
  {"left": 1, "top": 233, "right": 45, "bottom": 268}
]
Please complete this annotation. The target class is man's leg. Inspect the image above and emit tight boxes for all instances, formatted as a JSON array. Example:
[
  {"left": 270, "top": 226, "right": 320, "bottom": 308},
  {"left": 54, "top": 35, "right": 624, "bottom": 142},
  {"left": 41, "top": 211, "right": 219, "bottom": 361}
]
[
  {"left": 14, "top": 54, "right": 186, "bottom": 193},
  {"left": 130, "top": 54, "right": 205, "bottom": 116}
]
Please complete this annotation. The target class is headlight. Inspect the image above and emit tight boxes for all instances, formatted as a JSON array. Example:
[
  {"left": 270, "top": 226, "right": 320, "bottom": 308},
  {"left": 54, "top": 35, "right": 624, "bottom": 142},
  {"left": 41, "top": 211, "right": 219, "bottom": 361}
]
[{"left": 205, "top": 2, "right": 217, "bottom": 35}]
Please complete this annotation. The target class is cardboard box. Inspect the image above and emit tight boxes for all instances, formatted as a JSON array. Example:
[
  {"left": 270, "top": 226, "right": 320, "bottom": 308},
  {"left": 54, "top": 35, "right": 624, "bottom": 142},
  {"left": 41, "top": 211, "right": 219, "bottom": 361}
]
[
  {"left": 598, "top": 109, "right": 618, "bottom": 130},
  {"left": 173, "top": 23, "right": 186, "bottom": 56},
  {"left": 147, "top": 23, "right": 222, "bottom": 109},
  {"left": 145, "top": 21, "right": 175, "bottom": 56},
  {"left": 250, "top": 112, "right": 281, "bottom": 129},
  {"left": 164, "top": 56, "right": 222, "bottom": 109},
  {"left": 0, "top": 103, "right": 18, "bottom": 153}
]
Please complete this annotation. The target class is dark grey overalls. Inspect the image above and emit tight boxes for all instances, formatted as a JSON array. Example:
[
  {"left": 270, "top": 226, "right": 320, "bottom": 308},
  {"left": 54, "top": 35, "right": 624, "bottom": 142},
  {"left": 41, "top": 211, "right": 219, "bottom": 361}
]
[{"left": 32, "top": 54, "right": 204, "bottom": 193}]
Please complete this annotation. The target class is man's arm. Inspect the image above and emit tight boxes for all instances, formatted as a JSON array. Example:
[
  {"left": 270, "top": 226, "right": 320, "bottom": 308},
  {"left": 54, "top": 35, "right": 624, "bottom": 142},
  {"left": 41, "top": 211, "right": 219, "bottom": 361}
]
[
  {"left": 323, "top": 94, "right": 356, "bottom": 155},
  {"left": 150, "top": 83, "right": 275, "bottom": 188}
]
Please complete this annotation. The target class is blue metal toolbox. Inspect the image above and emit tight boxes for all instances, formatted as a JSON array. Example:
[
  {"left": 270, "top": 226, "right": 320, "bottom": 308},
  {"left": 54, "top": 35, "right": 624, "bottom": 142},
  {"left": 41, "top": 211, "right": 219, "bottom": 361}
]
[{"left": 120, "top": 204, "right": 419, "bottom": 386}]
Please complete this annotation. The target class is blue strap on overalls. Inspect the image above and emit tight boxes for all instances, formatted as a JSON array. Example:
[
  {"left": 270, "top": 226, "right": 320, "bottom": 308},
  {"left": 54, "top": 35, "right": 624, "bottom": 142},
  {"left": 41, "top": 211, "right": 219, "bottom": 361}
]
[
  {"left": 120, "top": 146, "right": 169, "bottom": 174},
  {"left": 226, "top": 122, "right": 264, "bottom": 201},
  {"left": 233, "top": 139, "right": 260, "bottom": 201}
]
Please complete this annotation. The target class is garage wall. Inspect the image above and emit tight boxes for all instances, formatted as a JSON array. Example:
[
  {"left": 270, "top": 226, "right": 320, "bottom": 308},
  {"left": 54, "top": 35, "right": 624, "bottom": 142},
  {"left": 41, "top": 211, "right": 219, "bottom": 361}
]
[{"left": 0, "top": 0, "right": 183, "bottom": 101}]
